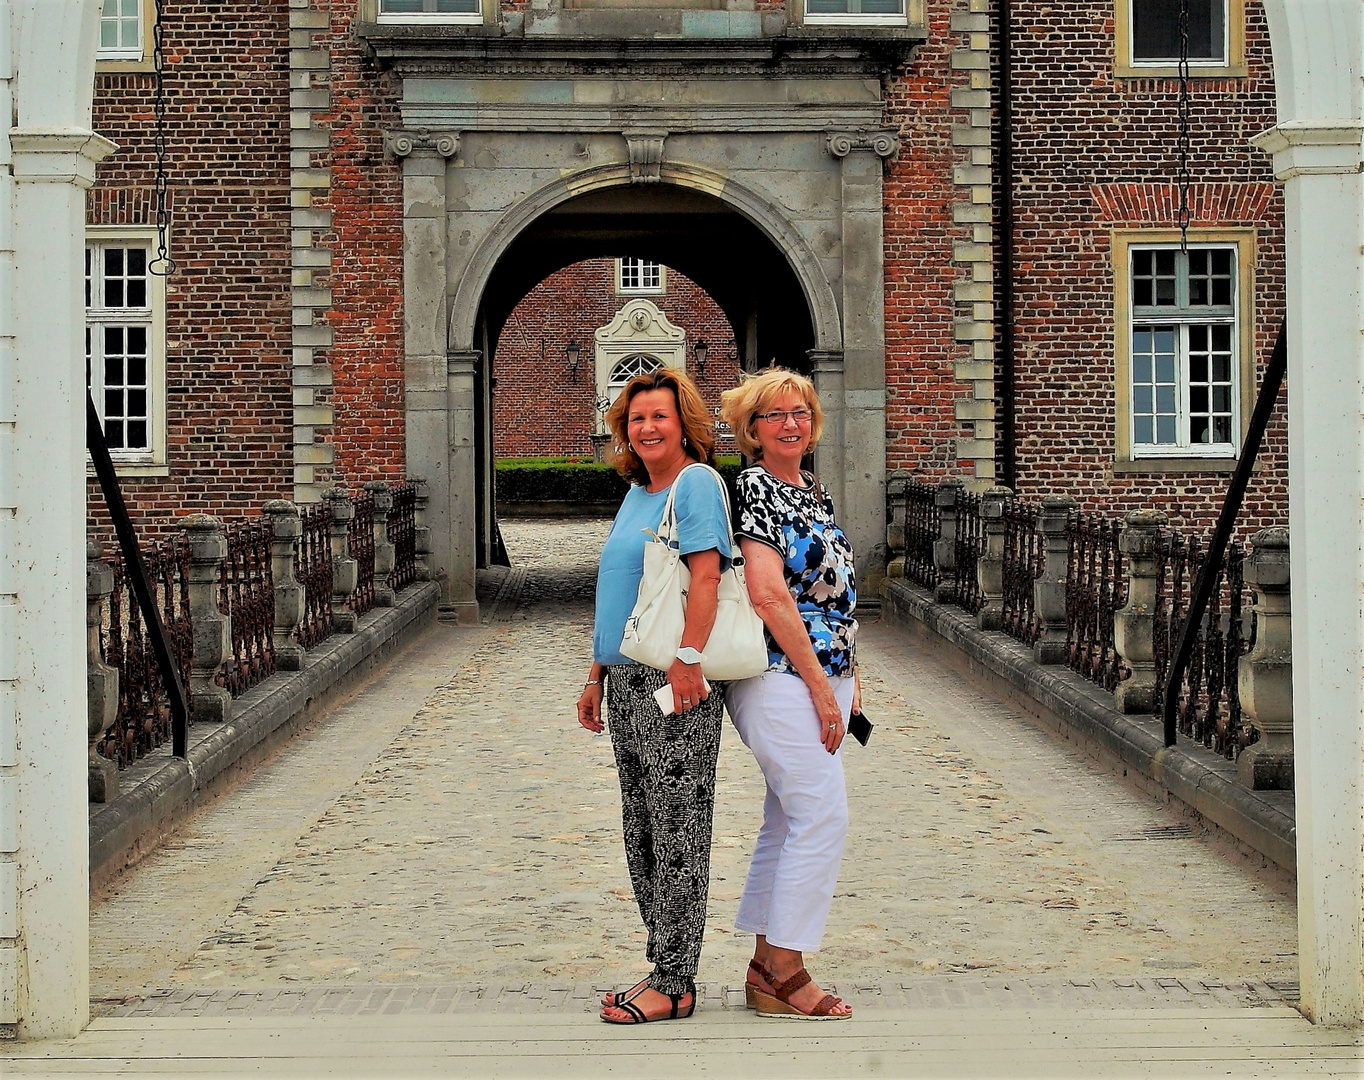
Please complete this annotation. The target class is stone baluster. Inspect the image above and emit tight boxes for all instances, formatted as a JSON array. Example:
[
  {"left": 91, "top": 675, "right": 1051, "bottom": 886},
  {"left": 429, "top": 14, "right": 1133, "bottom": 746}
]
[
  {"left": 885, "top": 471, "right": 908, "bottom": 580},
  {"left": 1032, "top": 495, "right": 1077, "bottom": 665},
  {"left": 933, "top": 477, "right": 963, "bottom": 604},
  {"left": 183, "top": 514, "right": 232, "bottom": 724},
  {"left": 976, "top": 486, "right": 1011, "bottom": 631},
  {"left": 1237, "top": 527, "right": 1293, "bottom": 790},
  {"left": 1112, "top": 509, "right": 1167, "bottom": 713},
  {"left": 264, "top": 500, "right": 305, "bottom": 672},
  {"left": 87, "top": 541, "right": 119, "bottom": 803},
  {"left": 411, "top": 476, "right": 434, "bottom": 582},
  {"left": 325, "top": 487, "right": 358, "bottom": 633},
  {"left": 367, "top": 479, "right": 396, "bottom": 608}
]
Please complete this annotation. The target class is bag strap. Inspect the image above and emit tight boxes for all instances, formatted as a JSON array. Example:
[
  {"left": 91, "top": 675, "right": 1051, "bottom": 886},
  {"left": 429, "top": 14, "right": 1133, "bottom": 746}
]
[{"left": 651, "top": 460, "right": 712, "bottom": 546}]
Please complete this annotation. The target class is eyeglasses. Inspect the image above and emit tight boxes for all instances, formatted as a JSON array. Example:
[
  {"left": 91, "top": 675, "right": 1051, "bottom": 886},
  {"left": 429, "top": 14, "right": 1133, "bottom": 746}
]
[{"left": 757, "top": 408, "right": 813, "bottom": 427}]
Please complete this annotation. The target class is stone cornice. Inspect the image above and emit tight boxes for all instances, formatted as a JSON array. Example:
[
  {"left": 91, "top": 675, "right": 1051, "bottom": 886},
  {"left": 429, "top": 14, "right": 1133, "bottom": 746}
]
[
  {"left": 357, "top": 21, "right": 923, "bottom": 77},
  {"left": 1251, "top": 120, "right": 1364, "bottom": 179},
  {"left": 9, "top": 128, "right": 118, "bottom": 188},
  {"left": 398, "top": 102, "right": 886, "bottom": 134}
]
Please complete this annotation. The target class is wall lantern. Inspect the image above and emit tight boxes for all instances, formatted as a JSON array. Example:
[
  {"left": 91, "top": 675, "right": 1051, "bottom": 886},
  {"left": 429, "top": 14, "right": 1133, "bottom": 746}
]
[
  {"left": 694, "top": 338, "right": 708, "bottom": 376},
  {"left": 566, "top": 341, "right": 581, "bottom": 376}
]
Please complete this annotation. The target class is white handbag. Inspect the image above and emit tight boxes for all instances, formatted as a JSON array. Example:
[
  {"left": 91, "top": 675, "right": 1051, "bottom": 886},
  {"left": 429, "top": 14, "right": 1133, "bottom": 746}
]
[{"left": 619, "top": 462, "right": 770, "bottom": 681}]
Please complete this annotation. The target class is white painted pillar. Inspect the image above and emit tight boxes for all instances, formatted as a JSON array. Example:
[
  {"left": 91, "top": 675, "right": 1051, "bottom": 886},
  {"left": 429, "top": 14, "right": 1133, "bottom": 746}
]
[
  {"left": 2, "top": 0, "right": 110, "bottom": 1039},
  {"left": 1255, "top": 0, "right": 1364, "bottom": 1029}
]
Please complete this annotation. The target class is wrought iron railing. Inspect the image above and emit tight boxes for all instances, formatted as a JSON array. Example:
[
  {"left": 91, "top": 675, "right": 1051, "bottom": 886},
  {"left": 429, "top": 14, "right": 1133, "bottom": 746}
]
[
  {"left": 388, "top": 482, "right": 417, "bottom": 592},
  {"left": 1154, "top": 532, "right": 1257, "bottom": 758},
  {"left": 294, "top": 502, "right": 332, "bottom": 650},
  {"left": 1001, "top": 498, "right": 1042, "bottom": 646},
  {"left": 950, "top": 489, "right": 984, "bottom": 614},
  {"left": 348, "top": 492, "right": 376, "bottom": 617},
  {"left": 97, "top": 536, "right": 193, "bottom": 768},
  {"left": 216, "top": 517, "right": 275, "bottom": 697},
  {"left": 902, "top": 480, "right": 940, "bottom": 590},
  {"left": 1065, "top": 512, "right": 1128, "bottom": 692}
]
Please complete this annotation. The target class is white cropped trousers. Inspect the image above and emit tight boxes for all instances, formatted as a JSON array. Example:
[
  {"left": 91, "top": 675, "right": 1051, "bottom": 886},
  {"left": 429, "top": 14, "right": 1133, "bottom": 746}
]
[{"left": 727, "top": 669, "right": 854, "bottom": 954}]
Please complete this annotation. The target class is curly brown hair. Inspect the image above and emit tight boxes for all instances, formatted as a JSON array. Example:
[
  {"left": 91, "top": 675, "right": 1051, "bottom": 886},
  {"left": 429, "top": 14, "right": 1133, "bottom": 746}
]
[{"left": 605, "top": 366, "right": 716, "bottom": 486}]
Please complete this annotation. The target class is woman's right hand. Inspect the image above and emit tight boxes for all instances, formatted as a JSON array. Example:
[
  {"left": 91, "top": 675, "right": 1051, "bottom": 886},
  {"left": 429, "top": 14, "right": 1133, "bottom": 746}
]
[
  {"left": 809, "top": 681, "right": 845, "bottom": 755},
  {"left": 578, "top": 679, "right": 604, "bottom": 734}
]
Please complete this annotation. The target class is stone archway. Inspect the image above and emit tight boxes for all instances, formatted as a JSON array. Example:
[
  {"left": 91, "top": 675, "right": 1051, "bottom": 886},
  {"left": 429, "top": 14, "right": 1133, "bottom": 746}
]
[{"left": 401, "top": 133, "right": 892, "bottom": 620}]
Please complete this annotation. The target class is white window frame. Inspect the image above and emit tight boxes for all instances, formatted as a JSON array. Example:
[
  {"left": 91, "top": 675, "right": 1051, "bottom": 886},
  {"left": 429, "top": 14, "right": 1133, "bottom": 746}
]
[
  {"left": 1111, "top": 229, "right": 1256, "bottom": 470},
  {"left": 803, "top": 0, "right": 908, "bottom": 26},
  {"left": 1115, "top": 0, "right": 1246, "bottom": 78},
  {"left": 616, "top": 258, "right": 665, "bottom": 296},
  {"left": 375, "top": 0, "right": 485, "bottom": 25},
  {"left": 95, "top": 0, "right": 157, "bottom": 71},
  {"left": 86, "top": 228, "right": 168, "bottom": 475}
]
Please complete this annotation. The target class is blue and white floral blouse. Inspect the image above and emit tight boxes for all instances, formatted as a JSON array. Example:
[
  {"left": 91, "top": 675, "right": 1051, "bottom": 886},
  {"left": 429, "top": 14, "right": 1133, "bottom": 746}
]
[{"left": 734, "top": 465, "right": 857, "bottom": 679}]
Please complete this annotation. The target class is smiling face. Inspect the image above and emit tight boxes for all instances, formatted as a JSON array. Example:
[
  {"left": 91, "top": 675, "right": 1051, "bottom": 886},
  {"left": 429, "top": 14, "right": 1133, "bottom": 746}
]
[
  {"left": 627, "top": 387, "right": 688, "bottom": 479},
  {"left": 753, "top": 389, "right": 814, "bottom": 468}
]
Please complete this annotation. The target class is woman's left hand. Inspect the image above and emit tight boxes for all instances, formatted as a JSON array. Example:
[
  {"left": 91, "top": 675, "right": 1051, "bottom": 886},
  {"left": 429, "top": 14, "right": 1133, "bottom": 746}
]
[{"left": 666, "top": 658, "right": 708, "bottom": 714}]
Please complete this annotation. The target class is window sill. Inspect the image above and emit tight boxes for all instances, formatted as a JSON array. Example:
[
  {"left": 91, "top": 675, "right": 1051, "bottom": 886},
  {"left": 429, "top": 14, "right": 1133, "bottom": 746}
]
[
  {"left": 87, "top": 463, "right": 170, "bottom": 479},
  {"left": 96, "top": 57, "right": 155, "bottom": 74},
  {"left": 1112, "top": 457, "right": 1250, "bottom": 475},
  {"left": 1114, "top": 63, "right": 1248, "bottom": 80}
]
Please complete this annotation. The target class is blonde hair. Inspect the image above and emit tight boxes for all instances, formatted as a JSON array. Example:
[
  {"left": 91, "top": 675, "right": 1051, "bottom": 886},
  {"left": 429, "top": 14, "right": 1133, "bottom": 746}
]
[
  {"left": 605, "top": 366, "right": 716, "bottom": 485},
  {"left": 718, "top": 368, "right": 823, "bottom": 459}
]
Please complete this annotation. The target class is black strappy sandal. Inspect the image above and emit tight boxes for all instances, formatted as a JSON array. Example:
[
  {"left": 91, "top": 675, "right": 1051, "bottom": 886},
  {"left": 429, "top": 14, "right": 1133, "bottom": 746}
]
[
  {"left": 599, "top": 982, "right": 696, "bottom": 1024},
  {"left": 601, "top": 976, "right": 650, "bottom": 1009}
]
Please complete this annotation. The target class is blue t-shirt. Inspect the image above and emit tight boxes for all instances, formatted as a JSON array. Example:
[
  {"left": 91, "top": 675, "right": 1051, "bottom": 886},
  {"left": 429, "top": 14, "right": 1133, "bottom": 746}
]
[{"left": 592, "top": 465, "right": 733, "bottom": 666}]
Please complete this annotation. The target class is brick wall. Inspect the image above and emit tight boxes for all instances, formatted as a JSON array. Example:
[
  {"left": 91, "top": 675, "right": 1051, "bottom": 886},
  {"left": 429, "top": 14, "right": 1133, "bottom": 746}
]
[
  {"left": 88, "top": 2, "right": 294, "bottom": 536},
  {"left": 492, "top": 260, "right": 741, "bottom": 459},
  {"left": 884, "top": 0, "right": 981, "bottom": 484},
  {"left": 1002, "top": 0, "right": 1288, "bottom": 534}
]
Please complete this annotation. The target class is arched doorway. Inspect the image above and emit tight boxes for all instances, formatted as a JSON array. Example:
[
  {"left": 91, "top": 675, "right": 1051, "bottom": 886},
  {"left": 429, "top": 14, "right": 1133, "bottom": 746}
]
[{"left": 400, "top": 156, "right": 879, "bottom": 622}]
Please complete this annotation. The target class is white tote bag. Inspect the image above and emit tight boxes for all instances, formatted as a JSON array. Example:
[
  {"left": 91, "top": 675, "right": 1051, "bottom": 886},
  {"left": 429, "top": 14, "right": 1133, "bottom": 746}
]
[{"left": 619, "top": 463, "right": 770, "bottom": 681}]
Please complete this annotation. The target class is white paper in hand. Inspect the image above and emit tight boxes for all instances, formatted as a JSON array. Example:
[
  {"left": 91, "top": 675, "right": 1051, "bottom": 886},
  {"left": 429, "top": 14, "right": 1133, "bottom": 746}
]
[{"left": 653, "top": 678, "right": 711, "bottom": 716}]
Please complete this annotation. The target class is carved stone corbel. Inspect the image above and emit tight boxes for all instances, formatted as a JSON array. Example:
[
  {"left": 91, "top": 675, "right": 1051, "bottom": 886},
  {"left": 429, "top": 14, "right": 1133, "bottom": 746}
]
[
  {"left": 826, "top": 129, "right": 900, "bottom": 161},
  {"left": 384, "top": 129, "right": 461, "bottom": 163},
  {"left": 624, "top": 130, "right": 667, "bottom": 184}
]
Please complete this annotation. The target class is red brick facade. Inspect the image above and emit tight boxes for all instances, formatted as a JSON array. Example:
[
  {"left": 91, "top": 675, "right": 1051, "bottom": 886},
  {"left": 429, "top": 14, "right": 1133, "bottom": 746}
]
[
  {"left": 85, "top": 0, "right": 1289, "bottom": 541},
  {"left": 1003, "top": 0, "right": 1287, "bottom": 532},
  {"left": 88, "top": 6, "right": 293, "bottom": 532},
  {"left": 492, "top": 260, "right": 741, "bottom": 460}
]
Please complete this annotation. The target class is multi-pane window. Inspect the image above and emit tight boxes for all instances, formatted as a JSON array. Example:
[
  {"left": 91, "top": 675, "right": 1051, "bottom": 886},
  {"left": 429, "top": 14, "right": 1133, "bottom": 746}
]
[
  {"left": 1129, "top": 246, "right": 1238, "bottom": 456},
  {"left": 86, "top": 241, "right": 158, "bottom": 461},
  {"left": 1131, "top": 0, "right": 1226, "bottom": 65},
  {"left": 618, "top": 258, "right": 664, "bottom": 295},
  {"left": 805, "top": 0, "right": 905, "bottom": 21},
  {"left": 378, "top": 0, "right": 481, "bottom": 18},
  {"left": 98, "top": 0, "right": 144, "bottom": 61}
]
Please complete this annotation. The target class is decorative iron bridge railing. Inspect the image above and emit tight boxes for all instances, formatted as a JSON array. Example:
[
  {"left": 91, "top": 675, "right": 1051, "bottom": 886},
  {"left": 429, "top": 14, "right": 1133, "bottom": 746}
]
[
  {"left": 1065, "top": 512, "right": 1128, "bottom": 693},
  {"left": 294, "top": 501, "right": 333, "bottom": 651},
  {"left": 387, "top": 482, "right": 417, "bottom": 592},
  {"left": 348, "top": 492, "right": 377, "bottom": 618},
  {"left": 216, "top": 517, "right": 275, "bottom": 698}
]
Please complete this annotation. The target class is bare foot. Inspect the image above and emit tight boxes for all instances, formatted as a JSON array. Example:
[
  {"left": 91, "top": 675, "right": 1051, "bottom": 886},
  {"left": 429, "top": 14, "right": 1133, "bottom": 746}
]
[
  {"left": 765, "top": 946, "right": 851, "bottom": 1017},
  {"left": 601, "top": 976, "right": 649, "bottom": 1009}
]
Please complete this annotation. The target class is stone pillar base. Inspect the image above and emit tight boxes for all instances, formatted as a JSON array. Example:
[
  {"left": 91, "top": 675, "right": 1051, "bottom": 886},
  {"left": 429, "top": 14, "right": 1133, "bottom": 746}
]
[
  {"left": 375, "top": 585, "right": 396, "bottom": 608},
  {"left": 192, "top": 685, "right": 232, "bottom": 724},
  {"left": 88, "top": 756, "right": 118, "bottom": 804},
  {"left": 275, "top": 641, "right": 306, "bottom": 672},
  {"left": 1114, "top": 677, "right": 1157, "bottom": 715},
  {"left": 1238, "top": 742, "right": 1294, "bottom": 791},
  {"left": 438, "top": 601, "right": 480, "bottom": 625},
  {"left": 1034, "top": 636, "right": 1068, "bottom": 666},
  {"left": 332, "top": 610, "right": 359, "bottom": 634}
]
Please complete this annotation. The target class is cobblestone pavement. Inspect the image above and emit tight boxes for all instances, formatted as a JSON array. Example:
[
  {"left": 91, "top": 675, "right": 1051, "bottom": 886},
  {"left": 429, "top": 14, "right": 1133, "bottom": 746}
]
[{"left": 90, "top": 518, "right": 1299, "bottom": 1018}]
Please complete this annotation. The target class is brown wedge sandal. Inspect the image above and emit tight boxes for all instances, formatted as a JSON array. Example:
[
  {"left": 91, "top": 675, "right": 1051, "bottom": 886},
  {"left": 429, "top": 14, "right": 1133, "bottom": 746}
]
[
  {"left": 753, "top": 968, "right": 850, "bottom": 1021},
  {"left": 744, "top": 959, "right": 774, "bottom": 1010}
]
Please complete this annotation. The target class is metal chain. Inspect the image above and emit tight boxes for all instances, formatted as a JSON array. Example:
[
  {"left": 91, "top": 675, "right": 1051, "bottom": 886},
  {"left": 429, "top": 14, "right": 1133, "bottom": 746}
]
[
  {"left": 1176, "top": 0, "right": 1192, "bottom": 253},
  {"left": 148, "top": 0, "right": 176, "bottom": 276}
]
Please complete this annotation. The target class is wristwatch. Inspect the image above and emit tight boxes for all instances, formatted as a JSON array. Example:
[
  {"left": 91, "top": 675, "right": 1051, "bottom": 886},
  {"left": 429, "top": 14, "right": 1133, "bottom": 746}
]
[{"left": 676, "top": 646, "right": 704, "bottom": 666}]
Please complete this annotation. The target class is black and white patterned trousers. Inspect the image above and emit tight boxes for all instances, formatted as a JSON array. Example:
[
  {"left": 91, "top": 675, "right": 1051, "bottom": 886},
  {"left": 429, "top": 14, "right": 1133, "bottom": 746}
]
[{"left": 605, "top": 664, "right": 724, "bottom": 998}]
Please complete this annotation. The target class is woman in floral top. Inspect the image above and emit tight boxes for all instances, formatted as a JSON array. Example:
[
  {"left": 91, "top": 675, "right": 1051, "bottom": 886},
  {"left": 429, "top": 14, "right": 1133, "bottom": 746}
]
[{"left": 718, "top": 368, "right": 858, "bottom": 1021}]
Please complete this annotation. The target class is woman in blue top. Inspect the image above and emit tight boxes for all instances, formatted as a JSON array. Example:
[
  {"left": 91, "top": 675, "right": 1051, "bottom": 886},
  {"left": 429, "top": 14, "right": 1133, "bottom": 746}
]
[
  {"left": 577, "top": 366, "right": 732, "bottom": 1025},
  {"left": 719, "top": 368, "right": 858, "bottom": 1021}
]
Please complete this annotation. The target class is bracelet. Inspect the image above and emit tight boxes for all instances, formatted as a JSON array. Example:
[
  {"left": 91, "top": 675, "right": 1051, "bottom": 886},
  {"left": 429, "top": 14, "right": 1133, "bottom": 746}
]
[{"left": 584, "top": 679, "right": 601, "bottom": 687}]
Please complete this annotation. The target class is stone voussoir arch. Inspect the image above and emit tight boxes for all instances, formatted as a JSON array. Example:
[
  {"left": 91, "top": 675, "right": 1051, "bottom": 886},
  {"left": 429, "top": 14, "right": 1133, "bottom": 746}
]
[{"left": 446, "top": 161, "right": 843, "bottom": 356}]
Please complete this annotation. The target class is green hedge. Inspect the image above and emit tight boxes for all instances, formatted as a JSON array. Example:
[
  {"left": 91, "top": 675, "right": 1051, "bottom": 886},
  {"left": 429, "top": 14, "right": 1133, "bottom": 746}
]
[{"left": 496, "top": 456, "right": 742, "bottom": 505}]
